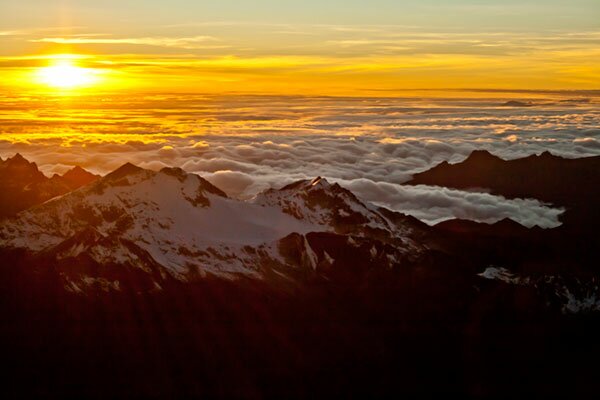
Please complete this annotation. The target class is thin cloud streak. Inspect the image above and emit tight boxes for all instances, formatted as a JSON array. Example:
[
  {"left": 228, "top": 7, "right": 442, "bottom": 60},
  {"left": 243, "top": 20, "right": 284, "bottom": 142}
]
[
  {"left": 2, "top": 22, "right": 600, "bottom": 92},
  {"left": 31, "top": 36, "right": 222, "bottom": 50}
]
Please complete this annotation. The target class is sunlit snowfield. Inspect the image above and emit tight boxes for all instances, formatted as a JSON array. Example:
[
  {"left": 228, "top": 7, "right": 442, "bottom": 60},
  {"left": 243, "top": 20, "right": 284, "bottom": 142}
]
[{"left": 1, "top": 93, "right": 599, "bottom": 227}]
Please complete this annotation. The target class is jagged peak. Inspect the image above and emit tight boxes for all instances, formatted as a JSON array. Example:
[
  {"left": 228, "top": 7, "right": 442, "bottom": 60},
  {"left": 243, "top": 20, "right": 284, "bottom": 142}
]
[
  {"left": 422, "top": 151, "right": 500, "bottom": 174},
  {"left": 0, "top": 154, "right": 44, "bottom": 182},
  {"left": 435, "top": 217, "right": 533, "bottom": 235},
  {"left": 4, "top": 153, "right": 36, "bottom": 167},
  {"left": 501, "top": 100, "right": 533, "bottom": 107},
  {"left": 261, "top": 176, "right": 366, "bottom": 213},
  {"left": 310, "top": 176, "right": 323, "bottom": 186},
  {"left": 104, "top": 162, "right": 145, "bottom": 181},
  {"left": 65, "top": 165, "right": 86, "bottom": 174},
  {"left": 465, "top": 149, "right": 503, "bottom": 162},
  {"left": 280, "top": 176, "right": 332, "bottom": 192},
  {"left": 10, "top": 153, "right": 26, "bottom": 161},
  {"left": 59, "top": 166, "right": 99, "bottom": 189},
  {"left": 522, "top": 150, "right": 561, "bottom": 162},
  {"left": 62, "top": 165, "right": 98, "bottom": 179},
  {"left": 538, "top": 150, "right": 556, "bottom": 158},
  {"left": 494, "top": 217, "right": 526, "bottom": 228},
  {"left": 437, "top": 217, "right": 522, "bottom": 227}
]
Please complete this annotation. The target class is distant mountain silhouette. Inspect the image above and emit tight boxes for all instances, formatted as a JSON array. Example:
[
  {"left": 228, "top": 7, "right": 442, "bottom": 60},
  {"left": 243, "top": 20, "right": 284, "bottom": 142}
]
[
  {"left": 501, "top": 100, "right": 534, "bottom": 107},
  {"left": 435, "top": 217, "right": 539, "bottom": 237},
  {"left": 0, "top": 154, "right": 99, "bottom": 218},
  {"left": 56, "top": 165, "right": 99, "bottom": 189},
  {"left": 407, "top": 150, "right": 600, "bottom": 233}
]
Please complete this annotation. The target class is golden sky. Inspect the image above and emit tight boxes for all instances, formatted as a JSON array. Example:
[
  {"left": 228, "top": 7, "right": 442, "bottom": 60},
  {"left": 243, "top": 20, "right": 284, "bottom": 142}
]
[{"left": 1, "top": 1, "right": 599, "bottom": 94}]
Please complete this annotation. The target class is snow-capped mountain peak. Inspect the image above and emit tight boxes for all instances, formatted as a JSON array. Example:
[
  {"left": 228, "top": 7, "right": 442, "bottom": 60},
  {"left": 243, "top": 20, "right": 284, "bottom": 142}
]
[
  {"left": 253, "top": 177, "right": 402, "bottom": 237},
  {"left": 0, "top": 165, "right": 431, "bottom": 293},
  {"left": 0, "top": 166, "right": 334, "bottom": 281}
]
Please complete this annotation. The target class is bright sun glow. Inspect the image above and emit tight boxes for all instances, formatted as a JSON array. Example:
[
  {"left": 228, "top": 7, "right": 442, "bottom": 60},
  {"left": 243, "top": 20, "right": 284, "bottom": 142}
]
[{"left": 37, "top": 59, "right": 99, "bottom": 89}]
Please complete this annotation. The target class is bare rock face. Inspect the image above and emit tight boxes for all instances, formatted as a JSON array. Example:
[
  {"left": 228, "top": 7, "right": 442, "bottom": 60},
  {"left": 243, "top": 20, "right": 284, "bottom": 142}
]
[{"left": 0, "top": 154, "right": 99, "bottom": 218}]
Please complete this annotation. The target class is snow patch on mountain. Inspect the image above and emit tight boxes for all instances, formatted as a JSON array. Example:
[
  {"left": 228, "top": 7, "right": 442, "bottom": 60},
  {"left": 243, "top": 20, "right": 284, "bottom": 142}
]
[
  {"left": 478, "top": 267, "right": 530, "bottom": 285},
  {"left": 0, "top": 166, "right": 327, "bottom": 278},
  {"left": 253, "top": 176, "right": 402, "bottom": 237},
  {"left": 479, "top": 266, "right": 600, "bottom": 314}
]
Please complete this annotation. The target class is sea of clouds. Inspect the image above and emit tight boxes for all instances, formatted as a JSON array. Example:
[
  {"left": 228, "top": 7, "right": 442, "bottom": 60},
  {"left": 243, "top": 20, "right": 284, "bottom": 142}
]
[{"left": 1, "top": 94, "right": 599, "bottom": 227}]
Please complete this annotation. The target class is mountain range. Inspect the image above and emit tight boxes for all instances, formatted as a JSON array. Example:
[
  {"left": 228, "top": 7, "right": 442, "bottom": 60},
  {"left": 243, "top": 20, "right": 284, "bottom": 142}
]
[
  {"left": 0, "top": 152, "right": 597, "bottom": 307},
  {"left": 1, "top": 151, "right": 599, "bottom": 397},
  {"left": 0, "top": 157, "right": 429, "bottom": 294}
]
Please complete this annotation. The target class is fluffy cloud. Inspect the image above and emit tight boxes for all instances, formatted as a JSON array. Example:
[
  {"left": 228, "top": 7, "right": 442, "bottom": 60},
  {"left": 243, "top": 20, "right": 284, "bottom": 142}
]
[
  {"left": 201, "top": 170, "right": 256, "bottom": 198},
  {"left": 334, "top": 179, "right": 563, "bottom": 228},
  {"left": 1, "top": 95, "right": 597, "bottom": 227}
]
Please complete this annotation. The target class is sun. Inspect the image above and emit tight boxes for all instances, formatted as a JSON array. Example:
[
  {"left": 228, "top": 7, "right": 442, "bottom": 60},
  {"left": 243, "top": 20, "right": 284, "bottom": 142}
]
[{"left": 36, "top": 58, "right": 99, "bottom": 89}]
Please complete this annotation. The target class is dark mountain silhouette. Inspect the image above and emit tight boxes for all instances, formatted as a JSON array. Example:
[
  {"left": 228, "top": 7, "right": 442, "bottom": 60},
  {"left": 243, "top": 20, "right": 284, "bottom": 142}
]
[
  {"left": 435, "top": 217, "right": 539, "bottom": 237},
  {"left": 501, "top": 100, "right": 534, "bottom": 107},
  {"left": 0, "top": 154, "right": 99, "bottom": 218},
  {"left": 56, "top": 165, "right": 99, "bottom": 189},
  {"left": 407, "top": 150, "right": 600, "bottom": 233}
]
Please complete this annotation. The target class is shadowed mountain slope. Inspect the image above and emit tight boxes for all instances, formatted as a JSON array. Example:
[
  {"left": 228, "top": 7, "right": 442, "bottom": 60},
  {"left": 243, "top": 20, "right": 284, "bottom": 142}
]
[{"left": 0, "top": 154, "right": 99, "bottom": 218}]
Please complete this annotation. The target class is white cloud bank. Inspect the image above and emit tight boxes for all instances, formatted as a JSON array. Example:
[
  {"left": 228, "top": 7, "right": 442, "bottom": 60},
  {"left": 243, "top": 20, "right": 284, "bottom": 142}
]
[
  {"left": 335, "top": 179, "right": 563, "bottom": 228},
  {"left": 1, "top": 95, "right": 597, "bottom": 227}
]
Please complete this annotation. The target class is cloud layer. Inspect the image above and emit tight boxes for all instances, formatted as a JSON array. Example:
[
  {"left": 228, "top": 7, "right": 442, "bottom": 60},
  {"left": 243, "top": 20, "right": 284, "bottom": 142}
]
[
  {"left": 1, "top": 94, "right": 597, "bottom": 227},
  {"left": 336, "top": 179, "right": 563, "bottom": 228}
]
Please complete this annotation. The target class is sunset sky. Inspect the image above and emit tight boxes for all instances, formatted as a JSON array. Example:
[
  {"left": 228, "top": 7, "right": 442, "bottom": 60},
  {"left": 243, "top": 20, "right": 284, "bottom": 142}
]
[
  {"left": 1, "top": 0, "right": 600, "bottom": 218},
  {"left": 1, "top": 0, "right": 599, "bottom": 94}
]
